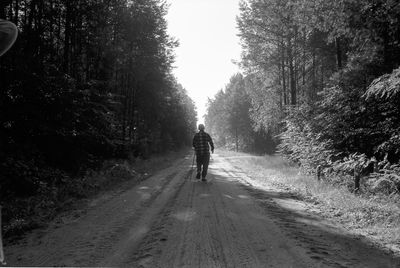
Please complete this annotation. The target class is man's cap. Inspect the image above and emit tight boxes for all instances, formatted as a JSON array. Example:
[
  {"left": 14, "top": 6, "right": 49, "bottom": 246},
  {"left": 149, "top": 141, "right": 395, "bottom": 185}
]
[{"left": 198, "top": 124, "right": 205, "bottom": 130}]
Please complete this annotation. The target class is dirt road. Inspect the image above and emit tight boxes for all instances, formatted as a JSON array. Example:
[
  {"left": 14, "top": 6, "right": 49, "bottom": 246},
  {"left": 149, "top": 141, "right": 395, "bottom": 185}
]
[{"left": 4, "top": 153, "right": 400, "bottom": 267}]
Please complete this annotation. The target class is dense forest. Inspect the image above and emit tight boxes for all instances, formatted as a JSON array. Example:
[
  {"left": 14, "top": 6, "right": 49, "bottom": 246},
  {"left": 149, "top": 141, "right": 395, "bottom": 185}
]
[
  {"left": 0, "top": 0, "right": 196, "bottom": 232},
  {"left": 206, "top": 0, "right": 400, "bottom": 192}
]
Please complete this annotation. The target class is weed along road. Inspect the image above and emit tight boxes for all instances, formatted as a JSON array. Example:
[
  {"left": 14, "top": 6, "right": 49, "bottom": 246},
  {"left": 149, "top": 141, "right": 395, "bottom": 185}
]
[{"left": 4, "top": 153, "right": 400, "bottom": 267}]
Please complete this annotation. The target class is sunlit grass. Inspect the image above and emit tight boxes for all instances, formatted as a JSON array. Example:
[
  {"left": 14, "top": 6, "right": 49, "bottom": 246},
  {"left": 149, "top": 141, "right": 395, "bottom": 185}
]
[{"left": 219, "top": 150, "right": 400, "bottom": 251}]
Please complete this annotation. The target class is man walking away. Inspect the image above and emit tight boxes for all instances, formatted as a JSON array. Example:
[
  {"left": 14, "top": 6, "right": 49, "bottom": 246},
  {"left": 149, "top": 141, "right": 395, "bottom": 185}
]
[{"left": 192, "top": 124, "right": 214, "bottom": 181}]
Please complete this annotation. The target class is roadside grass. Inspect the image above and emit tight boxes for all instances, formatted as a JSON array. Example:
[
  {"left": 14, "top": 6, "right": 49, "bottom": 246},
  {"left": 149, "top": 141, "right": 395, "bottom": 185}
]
[
  {"left": 3, "top": 149, "right": 188, "bottom": 239},
  {"left": 219, "top": 150, "right": 400, "bottom": 253}
]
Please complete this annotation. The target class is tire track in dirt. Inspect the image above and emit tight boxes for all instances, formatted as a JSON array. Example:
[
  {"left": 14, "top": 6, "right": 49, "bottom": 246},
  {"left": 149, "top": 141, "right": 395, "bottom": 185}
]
[
  {"left": 125, "top": 169, "right": 191, "bottom": 267},
  {"left": 206, "top": 179, "right": 260, "bottom": 268},
  {"left": 132, "top": 157, "right": 314, "bottom": 268},
  {"left": 5, "top": 158, "right": 188, "bottom": 267},
  {"left": 216, "top": 167, "right": 307, "bottom": 268},
  {"left": 98, "top": 162, "right": 193, "bottom": 267},
  {"left": 82, "top": 170, "right": 181, "bottom": 266},
  {"left": 127, "top": 172, "right": 202, "bottom": 267},
  {"left": 43, "top": 170, "right": 179, "bottom": 266},
  {"left": 162, "top": 178, "right": 234, "bottom": 267}
]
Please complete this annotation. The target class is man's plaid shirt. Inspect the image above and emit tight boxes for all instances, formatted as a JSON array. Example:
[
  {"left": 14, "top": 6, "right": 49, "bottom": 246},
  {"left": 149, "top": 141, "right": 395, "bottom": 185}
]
[{"left": 192, "top": 131, "right": 214, "bottom": 156}]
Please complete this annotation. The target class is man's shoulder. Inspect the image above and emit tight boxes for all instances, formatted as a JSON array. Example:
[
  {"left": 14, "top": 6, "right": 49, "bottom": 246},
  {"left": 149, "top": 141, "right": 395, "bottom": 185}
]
[
  {"left": 200, "top": 131, "right": 211, "bottom": 137},
  {"left": 193, "top": 132, "right": 201, "bottom": 140},
  {"left": 195, "top": 131, "right": 212, "bottom": 138}
]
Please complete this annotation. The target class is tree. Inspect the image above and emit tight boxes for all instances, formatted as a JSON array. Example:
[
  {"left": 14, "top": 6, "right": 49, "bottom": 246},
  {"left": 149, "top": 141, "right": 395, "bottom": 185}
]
[
  {"left": 0, "top": 0, "right": 197, "bottom": 200},
  {"left": 205, "top": 73, "right": 276, "bottom": 153},
  {"left": 236, "top": 0, "right": 400, "bottom": 177}
]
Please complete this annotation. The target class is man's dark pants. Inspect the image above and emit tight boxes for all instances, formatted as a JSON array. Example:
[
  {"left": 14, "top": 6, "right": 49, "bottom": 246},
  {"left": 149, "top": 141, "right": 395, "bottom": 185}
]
[{"left": 196, "top": 153, "right": 210, "bottom": 179}]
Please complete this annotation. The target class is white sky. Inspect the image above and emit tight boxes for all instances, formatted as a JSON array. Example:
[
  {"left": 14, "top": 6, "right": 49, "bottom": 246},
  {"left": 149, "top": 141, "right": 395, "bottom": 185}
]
[{"left": 166, "top": 0, "right": 242, "bottom": 124}]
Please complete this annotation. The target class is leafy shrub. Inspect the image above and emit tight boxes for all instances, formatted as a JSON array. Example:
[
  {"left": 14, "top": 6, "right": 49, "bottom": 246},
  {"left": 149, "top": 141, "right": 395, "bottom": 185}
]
[
  {"left": 365, "top": 67, "right": 400, "bottom": 100},
  {"left": 367, "top": 163, "right": 400, "bottom": 195},
  {"left": 278, "top": 106, "right": 334, "bottom": 173}
]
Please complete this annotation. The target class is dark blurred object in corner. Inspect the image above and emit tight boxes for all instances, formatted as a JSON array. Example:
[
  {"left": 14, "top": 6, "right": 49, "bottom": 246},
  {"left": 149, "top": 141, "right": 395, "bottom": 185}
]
[{"left": 0, "top": 19, "right": 18, "bottom": 57}]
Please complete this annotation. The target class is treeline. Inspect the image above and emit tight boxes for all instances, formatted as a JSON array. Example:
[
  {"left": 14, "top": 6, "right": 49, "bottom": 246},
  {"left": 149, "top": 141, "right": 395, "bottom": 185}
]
[
  {"left": 0, "top": 0, "right": 196, "bottom": 204},
  {"left": 208, "top": 0, "right": 400, "bottom": 192},
  {"left": 205, "top": 74, "right": 276, "bottom": 154}
]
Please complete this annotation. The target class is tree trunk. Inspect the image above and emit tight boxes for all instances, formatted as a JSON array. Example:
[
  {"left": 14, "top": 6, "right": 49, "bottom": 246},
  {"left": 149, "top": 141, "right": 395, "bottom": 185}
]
[
  {"left": 335, "top": 37, "right": 342, "bottom": 69},
  {"left": 235, "top": 127, "right": 238, "bottom": 152},
  {"left": 277, "top": 65, "right": 283, "bottom": 110},
  {"left": 294, "top": 27, "right": 299, "bottom": 104},
  {"left": 63, "top": 0, "right": 72, "bottom": 73},
  {"left": 280, "top": 41, "right": 287, "bottom": 106},
  {"left": 354, "top": 167, "right": 361, "bottom": 192},
  {"left": 383, "top": 28, "right": 390, "bottom": 71},
  {"left": 122, "top": 72, "right": 128, "bottom": 145},
  {"left": 0, "top": 0, "right": 12, "bottom": 19},
  {"left": 287, "top": 37, "right": 296, "bottom": 106},
  {"left": 14, "top": 0, "right": 19, "bottom": 24},
  {"left": 302, "top": 30, "right": 306, "bottom": 96}
]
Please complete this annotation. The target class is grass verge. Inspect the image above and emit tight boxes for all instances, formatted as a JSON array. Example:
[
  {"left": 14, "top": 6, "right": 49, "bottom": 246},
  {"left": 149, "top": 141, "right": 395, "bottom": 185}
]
[{"left": 218, "top": 150, "right": 400, "bottom": 254}]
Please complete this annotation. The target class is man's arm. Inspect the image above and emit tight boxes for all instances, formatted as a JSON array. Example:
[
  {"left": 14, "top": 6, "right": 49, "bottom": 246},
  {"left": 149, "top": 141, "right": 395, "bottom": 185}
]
[
  {"left": 208, "top": 134, "right": 214, "bottom": 153},
  {"left": 192, "top": 134, "right": 197, "bottom": 150}
]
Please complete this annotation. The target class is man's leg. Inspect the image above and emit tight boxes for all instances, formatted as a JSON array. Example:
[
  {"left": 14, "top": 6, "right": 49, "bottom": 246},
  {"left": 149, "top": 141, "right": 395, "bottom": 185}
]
[
  {"left": 196, "top": 154, "right": 202, "bottom": 179},
  {"left": 201, "top": 154, "right": 210, "bottom": 179}
]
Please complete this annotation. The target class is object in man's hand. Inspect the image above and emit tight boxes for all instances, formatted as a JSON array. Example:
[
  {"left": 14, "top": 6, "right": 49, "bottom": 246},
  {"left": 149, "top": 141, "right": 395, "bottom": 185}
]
[{"left": 0, "top": 19, "right": 18, "bottom": 57}]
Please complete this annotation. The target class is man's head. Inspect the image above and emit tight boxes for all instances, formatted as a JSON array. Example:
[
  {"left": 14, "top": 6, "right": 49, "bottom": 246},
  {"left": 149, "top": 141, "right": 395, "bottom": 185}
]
[{"left": 198, "top": 124, "right": 205, "bottom": 131}]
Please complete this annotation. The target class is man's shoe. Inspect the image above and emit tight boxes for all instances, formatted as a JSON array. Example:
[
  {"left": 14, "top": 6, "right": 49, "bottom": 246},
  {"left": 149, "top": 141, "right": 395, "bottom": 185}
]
[
  {"left": 196, "top": 173, "right": 201, "bottom": 179},
  {"left": 202, "top": 177, "right": 206, "bottom": 181}
]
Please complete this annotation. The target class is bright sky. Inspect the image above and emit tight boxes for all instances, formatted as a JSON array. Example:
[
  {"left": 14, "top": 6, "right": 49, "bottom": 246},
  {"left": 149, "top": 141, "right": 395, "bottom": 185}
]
[{"left": 166, "top": 0, "right": 242, "bottom": 124}]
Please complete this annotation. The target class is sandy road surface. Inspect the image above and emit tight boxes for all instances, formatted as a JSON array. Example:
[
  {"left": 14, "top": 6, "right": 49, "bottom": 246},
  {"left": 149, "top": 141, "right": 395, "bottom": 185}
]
[{"left": 4, "top": 154, "right": 400, "bottom": 267}]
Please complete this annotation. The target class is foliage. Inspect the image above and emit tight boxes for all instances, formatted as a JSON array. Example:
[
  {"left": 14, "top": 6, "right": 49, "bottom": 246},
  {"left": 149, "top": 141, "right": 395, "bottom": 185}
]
[
  {"left": 278, "top": 105, "right": 334, "bottom": 172},
  {"left": 205, "top": 74, "right": 276, "bottom": 153},
  {"left": 365, "top": 67, "right": 400, "bottom": 100},
  {"left": 232, "top": 0, "right": 400, "bottom": 195},
  {"left": 0, "top": 0, "right": 196, "bottom": 233},
  {"left": 367, "top": 163, "right": 400, "bottom": 195}
]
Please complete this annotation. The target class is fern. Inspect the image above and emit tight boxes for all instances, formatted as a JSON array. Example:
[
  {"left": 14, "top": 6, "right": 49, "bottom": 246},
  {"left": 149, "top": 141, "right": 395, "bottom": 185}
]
[
  {"left": 367, "top": 164, "right": 400, "bottom": 195},
  {"left": 364, "top": 67, "right": 400, "bottom": 100}
]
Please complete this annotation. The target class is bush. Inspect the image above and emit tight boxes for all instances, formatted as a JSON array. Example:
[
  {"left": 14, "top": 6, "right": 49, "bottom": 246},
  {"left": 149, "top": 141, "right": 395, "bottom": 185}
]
[{"left": 278, "top": 106, "right": 334, "bottom": 173}]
